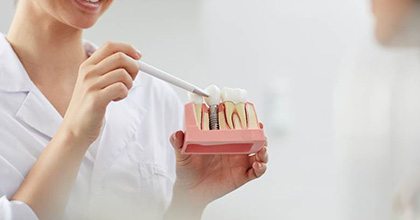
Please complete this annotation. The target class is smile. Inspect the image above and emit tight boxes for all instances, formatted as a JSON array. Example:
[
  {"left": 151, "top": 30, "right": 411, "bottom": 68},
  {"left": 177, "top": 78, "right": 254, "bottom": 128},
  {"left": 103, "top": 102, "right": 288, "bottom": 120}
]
[{"left": 73, "top": 0, "right": 103, "bottom": 14}]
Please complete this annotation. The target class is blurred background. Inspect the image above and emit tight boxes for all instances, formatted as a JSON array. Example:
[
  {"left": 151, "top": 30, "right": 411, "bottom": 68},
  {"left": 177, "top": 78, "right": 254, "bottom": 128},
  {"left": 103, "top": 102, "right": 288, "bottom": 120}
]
[{"left": 1, "top": 0, "right": 374, "bottom": 219}]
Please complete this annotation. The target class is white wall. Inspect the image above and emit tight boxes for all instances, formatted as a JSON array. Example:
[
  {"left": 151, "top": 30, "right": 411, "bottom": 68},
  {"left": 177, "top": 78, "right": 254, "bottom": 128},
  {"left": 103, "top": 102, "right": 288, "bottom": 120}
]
[{"left": 0, "top": 0, "right": 370, "bottom": 219}]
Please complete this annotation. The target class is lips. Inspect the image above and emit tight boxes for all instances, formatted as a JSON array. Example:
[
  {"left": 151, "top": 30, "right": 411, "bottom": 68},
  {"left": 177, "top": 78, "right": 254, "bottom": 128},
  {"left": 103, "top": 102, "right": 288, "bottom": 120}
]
[{"left": 73, "top": 0, "right": 102, "bottom": 13}]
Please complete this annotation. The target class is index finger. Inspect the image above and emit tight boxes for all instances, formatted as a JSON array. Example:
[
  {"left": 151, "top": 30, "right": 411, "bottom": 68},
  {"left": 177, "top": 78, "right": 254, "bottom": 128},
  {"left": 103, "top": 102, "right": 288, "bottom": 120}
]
[
  {"left": 256, "top": 146, "right": 268, "bottom": 163},
  {"left": 87, "top": 41, "right": 141, "bottom": 65}
]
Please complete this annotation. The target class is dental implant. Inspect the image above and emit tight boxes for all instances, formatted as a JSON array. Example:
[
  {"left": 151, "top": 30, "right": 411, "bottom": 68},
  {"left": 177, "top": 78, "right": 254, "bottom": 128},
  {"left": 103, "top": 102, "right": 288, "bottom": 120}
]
[{"left": 204, "top": 85, "right": 221, "bottom": 130}]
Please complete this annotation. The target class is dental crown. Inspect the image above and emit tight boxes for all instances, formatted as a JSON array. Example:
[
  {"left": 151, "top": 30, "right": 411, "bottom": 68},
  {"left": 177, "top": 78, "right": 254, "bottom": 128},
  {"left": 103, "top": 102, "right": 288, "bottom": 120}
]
[
  {"left": 204, "top": 85, "right": 222, "bottom": 106},
  {"left": 221, "top": 87, "right": 248, "bottom": 103}
]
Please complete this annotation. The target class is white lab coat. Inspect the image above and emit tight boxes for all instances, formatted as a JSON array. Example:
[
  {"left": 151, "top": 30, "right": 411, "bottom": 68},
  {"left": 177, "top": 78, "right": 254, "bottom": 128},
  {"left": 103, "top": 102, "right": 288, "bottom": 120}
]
[
  {"left": 335, "top": 35, "right": 420, "bottom": 220},
  {"left": 0, "top": 33, "right": 183, "bottom": 220}
]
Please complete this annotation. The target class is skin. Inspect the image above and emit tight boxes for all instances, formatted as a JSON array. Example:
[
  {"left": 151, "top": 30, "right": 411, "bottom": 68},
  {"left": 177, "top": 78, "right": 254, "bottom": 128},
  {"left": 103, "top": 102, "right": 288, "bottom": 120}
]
[
  {"left": 7, "top": 0, "right": 268, "bottom": 219},
  {"left": 166, "top": 130, "right": 268, "bottom": 219},
  {"left": 371, "top": 0, "right": 414, "bottom": 44}
]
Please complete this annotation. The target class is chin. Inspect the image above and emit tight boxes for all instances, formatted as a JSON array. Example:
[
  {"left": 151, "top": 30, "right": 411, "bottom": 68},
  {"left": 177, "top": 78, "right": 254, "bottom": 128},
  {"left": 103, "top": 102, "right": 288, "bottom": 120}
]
[
  {"left": 58, "top": 11, "right": 101, "bottom": 29},
  {"left": 67, "top": 18, "right": 98, "bottom": 29},
  {"left": 60, "top": 0, "right": 112, "bottom": 29}
]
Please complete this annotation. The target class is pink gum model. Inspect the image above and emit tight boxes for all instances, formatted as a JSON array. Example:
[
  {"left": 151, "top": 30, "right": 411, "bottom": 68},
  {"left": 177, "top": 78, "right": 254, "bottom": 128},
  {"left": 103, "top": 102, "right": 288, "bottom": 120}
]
[{"left": 181, "top": 103, "right": 266, "bottom": 154}]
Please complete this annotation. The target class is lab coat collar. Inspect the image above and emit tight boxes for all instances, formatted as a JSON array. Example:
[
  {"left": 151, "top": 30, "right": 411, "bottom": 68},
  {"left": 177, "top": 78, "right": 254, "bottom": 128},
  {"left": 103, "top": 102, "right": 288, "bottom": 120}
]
[
  {"left": 15, "top": 90, "right": 63, "bottom": 139},
  {"left": 0, "top": 33, "right": 32, "bottom": 92},
  {"left": 0, "top": 33, "right": 102, "bottom": 139},
  {"left": 0, "top": 33, "right": 62, "bottom": 138}
]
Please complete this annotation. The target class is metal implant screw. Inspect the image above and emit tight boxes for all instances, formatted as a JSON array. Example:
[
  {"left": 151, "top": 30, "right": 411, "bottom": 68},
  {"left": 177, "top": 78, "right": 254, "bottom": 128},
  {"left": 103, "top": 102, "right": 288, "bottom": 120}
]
[{"left": 209, "top": 105, "right": 219, "bottom": 130}]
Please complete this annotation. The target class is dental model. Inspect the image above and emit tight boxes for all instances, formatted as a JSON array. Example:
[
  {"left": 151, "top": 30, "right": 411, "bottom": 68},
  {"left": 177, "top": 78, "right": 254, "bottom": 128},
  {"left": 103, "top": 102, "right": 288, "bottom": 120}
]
[{"left": 183, "top": 85, "right": 266, "bottom": 154}]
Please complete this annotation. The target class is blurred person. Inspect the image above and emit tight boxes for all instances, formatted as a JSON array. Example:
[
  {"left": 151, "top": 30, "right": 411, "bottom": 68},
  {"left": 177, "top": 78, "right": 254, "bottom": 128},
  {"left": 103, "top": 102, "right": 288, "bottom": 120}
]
[
  {"left": 0, "top": 0, "right": 269, "bottom": 219},
  {"left": 335, "top": 0, "right": 420, "bottom": 219}
]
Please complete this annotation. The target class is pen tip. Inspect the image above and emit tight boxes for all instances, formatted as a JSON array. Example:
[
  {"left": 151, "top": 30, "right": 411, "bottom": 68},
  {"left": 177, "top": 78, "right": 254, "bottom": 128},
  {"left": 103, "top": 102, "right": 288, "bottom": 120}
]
[{"left": 193, "top": 88, "right": 210, "bottom": 97}]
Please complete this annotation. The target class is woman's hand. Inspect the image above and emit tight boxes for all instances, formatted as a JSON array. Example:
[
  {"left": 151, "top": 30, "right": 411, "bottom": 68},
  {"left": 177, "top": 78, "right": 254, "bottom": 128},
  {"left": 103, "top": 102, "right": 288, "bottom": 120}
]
[
  {"left": 12, "top": 42, "right": 142, "bottom": 220},
  {"left": 61, "top": 42, "right": 141, "bottom": 146},
  {"left": 166, "top": 128, "right": 268, "bottom": 219}
]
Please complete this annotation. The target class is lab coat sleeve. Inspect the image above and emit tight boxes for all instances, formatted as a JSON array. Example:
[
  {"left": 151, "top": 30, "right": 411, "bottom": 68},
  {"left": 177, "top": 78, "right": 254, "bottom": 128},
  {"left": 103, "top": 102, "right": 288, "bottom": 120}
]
[{"left": 0, "top": 196, "right": 38, "bottom": 220}]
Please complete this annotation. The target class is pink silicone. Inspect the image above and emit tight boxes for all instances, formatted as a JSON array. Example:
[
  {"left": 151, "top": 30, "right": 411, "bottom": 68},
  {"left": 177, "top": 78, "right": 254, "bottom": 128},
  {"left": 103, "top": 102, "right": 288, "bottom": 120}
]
[{"left": 181, "top": 103, "right": 266, "bottom": 155}]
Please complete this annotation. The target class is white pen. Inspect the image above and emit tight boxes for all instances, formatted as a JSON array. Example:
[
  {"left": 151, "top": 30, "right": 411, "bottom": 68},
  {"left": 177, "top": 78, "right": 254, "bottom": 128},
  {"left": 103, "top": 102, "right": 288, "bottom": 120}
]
[{"left": 138, "top": 60, "right": 209, "bottom": 97}]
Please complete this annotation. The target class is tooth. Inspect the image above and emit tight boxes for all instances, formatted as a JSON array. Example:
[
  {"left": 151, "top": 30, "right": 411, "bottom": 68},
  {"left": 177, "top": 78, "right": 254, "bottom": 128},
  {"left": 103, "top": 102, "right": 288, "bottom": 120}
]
[
  {"left": 221, "top": 87, "right": 235, "bottom": 103},
  {"left": 204, "top": 85, "right": 221, "bottom": 130},
  {"left": 201, "top": 104, "right": 210, "bottom": 130},
  {"left": 223, "top": 101, "right": 235, "bottom": 129},
  {"left": 221, "top": 87, "right": 236, "bottom": 129},
  {"left": 232, "top": 113, "right": 242, "bottom": 129},
  {"left": 204, "top": 85, "right": 221, "bottom": 107},
  {"left": 235, "top": 89, "right": 248, "bottom": 129},
  {"left": 245, "top": 103, "right": 259, "bottom": 129},
  {"left": 221, "top": 88, "right": 248, "bottom": 129},
  {"left": 188, "top": 93, "right": 203, "bottom": 128},
  {"left": 218, "top": 104, "right": 228, "bottom": 129}
]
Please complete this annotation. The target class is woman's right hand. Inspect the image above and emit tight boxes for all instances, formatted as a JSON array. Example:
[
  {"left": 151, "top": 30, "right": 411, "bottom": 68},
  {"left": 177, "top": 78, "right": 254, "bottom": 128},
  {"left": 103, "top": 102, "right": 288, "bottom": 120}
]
[{"left": 61, "top": 42, "right": 141, "bottom": 147}]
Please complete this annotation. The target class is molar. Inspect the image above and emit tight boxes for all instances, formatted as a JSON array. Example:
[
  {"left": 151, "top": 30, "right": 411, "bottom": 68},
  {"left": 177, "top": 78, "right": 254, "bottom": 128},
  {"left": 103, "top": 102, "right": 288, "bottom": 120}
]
[
  {"left": 221, "top": 87, "right": 248, "bottom": 129},
  {"left": 245, "top": 103, "right": 259, "bottom": 129},
  {"left": 201, "top": 104, "right": 210, "bottom": 130}
]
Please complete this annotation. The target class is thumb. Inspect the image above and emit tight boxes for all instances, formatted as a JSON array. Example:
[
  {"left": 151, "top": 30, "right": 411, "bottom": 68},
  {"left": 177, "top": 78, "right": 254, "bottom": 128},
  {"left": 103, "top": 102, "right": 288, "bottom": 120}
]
[
  {"left": 170, "top": 130, "right": 184, "bottom": 150},
  {"left": 169, "top": 130, "right": 191, "bottom": 163}
]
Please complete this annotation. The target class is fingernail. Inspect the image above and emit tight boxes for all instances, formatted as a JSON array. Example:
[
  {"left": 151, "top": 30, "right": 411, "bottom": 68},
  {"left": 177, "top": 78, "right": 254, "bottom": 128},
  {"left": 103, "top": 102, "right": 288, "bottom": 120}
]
[
  {"left": 262, "top": 146, "right": 267, "bottom": 153},
  {"left": 175, "top": 131, "right": 183, "bottom": 138},
  {"left": 253, "top": 162, "right": 259, "bottom": 169},
  {"left": 136, "top": 50, "right": 142, "bottom": 59}
]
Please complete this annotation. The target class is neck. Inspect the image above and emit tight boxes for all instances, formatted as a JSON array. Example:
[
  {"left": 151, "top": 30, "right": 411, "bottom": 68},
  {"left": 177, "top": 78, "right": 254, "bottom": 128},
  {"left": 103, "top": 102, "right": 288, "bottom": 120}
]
[{"left": 7, "top": 1, "right": 86, "bottom": 81}]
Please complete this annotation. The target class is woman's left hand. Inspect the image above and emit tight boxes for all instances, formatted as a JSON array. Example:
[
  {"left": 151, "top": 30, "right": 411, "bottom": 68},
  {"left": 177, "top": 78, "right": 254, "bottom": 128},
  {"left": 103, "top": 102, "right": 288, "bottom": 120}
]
[{"left": 168, "top": 130, "right": 268, "bottom": 213}]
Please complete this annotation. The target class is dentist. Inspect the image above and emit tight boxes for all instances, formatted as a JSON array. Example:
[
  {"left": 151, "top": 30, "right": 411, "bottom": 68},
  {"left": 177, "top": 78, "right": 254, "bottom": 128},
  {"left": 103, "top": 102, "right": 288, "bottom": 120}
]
[{"left": 0, "top": 0, "right": 269, "bottom": 219}]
